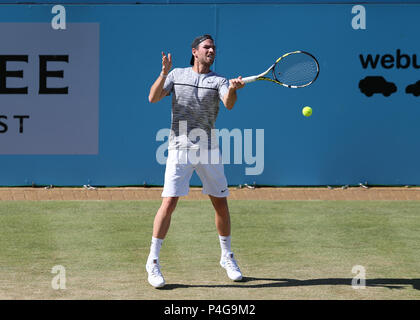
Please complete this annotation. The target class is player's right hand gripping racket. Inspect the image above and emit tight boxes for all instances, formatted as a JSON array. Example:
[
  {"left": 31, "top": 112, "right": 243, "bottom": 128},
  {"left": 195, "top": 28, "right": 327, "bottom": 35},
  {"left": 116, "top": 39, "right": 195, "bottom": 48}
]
[{"left": 242, "top": 51, "right": 320, "bottom": 88}]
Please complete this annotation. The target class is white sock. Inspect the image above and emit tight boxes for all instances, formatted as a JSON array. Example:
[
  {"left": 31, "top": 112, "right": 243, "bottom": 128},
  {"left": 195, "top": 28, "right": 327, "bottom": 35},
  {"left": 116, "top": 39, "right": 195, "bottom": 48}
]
[
  {"left": 147, "top": 237, "right": 163, "bottom": 264},
  {"left": 219, "top": 235, "right": 232, "bottom": 257}
]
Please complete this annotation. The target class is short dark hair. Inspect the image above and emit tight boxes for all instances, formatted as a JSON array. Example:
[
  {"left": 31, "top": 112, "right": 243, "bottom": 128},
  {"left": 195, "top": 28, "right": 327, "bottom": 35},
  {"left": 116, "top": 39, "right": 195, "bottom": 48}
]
[{"left": 190, "top": 34, "right": 214, "bottom": 65}]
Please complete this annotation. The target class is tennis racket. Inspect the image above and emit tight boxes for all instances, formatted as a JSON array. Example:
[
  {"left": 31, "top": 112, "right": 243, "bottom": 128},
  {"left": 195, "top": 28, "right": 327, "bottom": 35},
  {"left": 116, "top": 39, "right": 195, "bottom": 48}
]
[{"left": 242, "top": 51, "right": 320, "bottom": 88}]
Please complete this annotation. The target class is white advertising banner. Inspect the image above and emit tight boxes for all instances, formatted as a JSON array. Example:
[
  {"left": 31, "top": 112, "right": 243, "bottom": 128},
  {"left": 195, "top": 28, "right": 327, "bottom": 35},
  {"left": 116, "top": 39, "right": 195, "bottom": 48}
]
[{"left": 0, "top": 23, "right": 99, "bottom": 154}]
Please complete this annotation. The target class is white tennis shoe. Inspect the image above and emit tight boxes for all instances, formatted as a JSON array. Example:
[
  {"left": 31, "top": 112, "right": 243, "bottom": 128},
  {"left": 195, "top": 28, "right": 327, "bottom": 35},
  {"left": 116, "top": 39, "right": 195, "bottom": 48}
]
[
  {"left": 146, "top": 259, "right": 165, "bottom": 288},
  {"left": 220, "top": 252, "right": 243, "bottom": 281}
]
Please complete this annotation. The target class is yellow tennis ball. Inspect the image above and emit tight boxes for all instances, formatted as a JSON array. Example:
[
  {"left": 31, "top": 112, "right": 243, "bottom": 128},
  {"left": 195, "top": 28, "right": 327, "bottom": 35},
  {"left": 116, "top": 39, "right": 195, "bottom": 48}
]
[{"left": 302, "top": 106, "right": 312, "bottom": 117}]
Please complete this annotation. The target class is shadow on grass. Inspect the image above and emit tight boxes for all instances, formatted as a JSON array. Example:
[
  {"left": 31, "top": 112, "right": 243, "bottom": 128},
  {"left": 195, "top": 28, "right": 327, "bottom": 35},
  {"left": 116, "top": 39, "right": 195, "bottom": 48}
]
[{"left": 160, "top": 277, "right": 420, "bottom": 291}]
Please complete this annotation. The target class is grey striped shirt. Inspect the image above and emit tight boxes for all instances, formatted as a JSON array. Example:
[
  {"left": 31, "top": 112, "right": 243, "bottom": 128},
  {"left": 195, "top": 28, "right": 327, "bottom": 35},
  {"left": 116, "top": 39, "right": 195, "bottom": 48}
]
[{"left": 163, "top": 67, "right": 229, "bottom": 150}]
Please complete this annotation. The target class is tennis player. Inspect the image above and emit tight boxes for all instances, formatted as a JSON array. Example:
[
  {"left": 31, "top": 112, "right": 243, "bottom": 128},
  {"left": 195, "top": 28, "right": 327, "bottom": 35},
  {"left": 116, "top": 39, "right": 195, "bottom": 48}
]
[{"left": 146, "top": 34, "right": 245, "bottom": 288}]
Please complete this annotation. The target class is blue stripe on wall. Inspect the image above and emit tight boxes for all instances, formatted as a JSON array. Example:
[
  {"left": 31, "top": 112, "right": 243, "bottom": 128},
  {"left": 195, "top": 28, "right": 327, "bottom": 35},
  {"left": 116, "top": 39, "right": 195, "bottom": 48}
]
[{"left": 1, "top": 3, "right": 420, "bottom": 186}]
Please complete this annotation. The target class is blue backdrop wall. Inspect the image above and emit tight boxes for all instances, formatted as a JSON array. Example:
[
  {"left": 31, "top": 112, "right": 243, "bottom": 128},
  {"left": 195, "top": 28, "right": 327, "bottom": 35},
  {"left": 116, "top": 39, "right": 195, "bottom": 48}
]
[{"left": 1, "top": 1, "right": 420, "bottom": 186}]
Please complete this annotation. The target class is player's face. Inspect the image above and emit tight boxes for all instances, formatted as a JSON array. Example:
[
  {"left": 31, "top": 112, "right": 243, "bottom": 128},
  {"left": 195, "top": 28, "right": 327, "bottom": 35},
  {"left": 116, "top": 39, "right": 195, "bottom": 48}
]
[{"left": 194, "top": 39, "right": 216, "bottom": 66}]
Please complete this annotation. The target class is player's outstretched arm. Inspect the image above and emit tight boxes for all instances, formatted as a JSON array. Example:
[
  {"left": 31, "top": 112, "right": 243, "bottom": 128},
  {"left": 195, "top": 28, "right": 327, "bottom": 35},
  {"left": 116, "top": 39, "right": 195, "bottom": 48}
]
[
  {"left": 148, "top": 52, "right": 172, "bottom": 103},
  {"left": 222, "top": 76, "right": 245, "bottom": 110}
]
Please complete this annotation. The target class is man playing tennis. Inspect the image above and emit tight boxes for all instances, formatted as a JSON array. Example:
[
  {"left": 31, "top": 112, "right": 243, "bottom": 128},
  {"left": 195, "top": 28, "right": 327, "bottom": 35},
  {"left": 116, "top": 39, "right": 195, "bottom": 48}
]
[{"left": 146, "top": 34, "right": 245, "bottom": 288}]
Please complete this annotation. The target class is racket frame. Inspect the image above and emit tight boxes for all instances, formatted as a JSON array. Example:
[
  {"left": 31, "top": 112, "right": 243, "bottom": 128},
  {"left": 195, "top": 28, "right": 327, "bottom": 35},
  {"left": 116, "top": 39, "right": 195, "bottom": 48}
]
[{"left": 242, "top": 50, "right": 319, "bottom": 88}]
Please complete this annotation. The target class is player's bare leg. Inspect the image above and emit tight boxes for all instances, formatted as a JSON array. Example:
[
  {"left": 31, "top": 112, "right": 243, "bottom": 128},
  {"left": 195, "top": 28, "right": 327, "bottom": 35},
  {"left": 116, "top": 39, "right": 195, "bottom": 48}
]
[
  {"left": 153, "top": 196, "right": 179, "bottom": 239},
  {"left": 146, "top": 196, "right": 179, "bottom": 288},
  {"left": 209, "top": 195, "right": 242, "bottom": 281},
  {"left": 209, "top": 195, "right": 231, "bottom": 236}
]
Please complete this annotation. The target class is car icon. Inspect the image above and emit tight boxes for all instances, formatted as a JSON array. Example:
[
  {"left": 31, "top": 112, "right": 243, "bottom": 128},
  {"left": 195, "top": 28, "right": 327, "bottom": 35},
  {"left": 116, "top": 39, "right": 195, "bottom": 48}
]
[
  {"left": 405, "top": 80, "right": 420, "bottom": 96},
  {"left": 359, "top": 76, "right": 397, "bottom": 97}
]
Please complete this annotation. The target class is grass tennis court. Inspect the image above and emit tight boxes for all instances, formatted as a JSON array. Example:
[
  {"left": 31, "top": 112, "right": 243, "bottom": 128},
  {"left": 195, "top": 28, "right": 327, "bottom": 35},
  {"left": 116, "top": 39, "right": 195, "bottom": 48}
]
[{"left": 1, "top": 200, "right": 420, "bottom": 300}]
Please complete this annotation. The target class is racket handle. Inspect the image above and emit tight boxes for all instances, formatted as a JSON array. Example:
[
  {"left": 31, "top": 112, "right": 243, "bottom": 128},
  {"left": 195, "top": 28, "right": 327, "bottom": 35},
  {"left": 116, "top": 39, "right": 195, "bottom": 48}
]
[{"left": 242, "top": 75, "right": 258, "bottom": 84}]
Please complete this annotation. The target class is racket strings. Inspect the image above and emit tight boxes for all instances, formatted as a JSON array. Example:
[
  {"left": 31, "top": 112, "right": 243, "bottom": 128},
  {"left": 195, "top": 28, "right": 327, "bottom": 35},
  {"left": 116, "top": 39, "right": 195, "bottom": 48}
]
[{"left": 275, "top": 53, "right": 319, "bottom": 87}]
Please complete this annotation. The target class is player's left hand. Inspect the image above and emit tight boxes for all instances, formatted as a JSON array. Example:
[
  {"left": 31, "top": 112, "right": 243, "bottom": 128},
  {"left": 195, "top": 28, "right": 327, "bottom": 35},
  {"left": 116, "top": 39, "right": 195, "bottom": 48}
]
[{"left": 229, "top": 76, "right": 245, "bottom": 90}]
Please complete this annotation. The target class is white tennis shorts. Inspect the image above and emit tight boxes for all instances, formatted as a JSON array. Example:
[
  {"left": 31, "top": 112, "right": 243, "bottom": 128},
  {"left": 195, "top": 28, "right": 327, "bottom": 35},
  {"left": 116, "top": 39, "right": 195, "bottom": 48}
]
[{"left": 161, "top": 148, "right": 229, "bottom": 198}]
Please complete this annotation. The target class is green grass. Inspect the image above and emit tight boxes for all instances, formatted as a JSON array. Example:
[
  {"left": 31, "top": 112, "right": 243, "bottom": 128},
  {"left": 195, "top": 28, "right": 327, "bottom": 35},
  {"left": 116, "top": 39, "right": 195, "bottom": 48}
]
[{"left": 0, "top": 200, "right": 420, "bottom": 299}]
